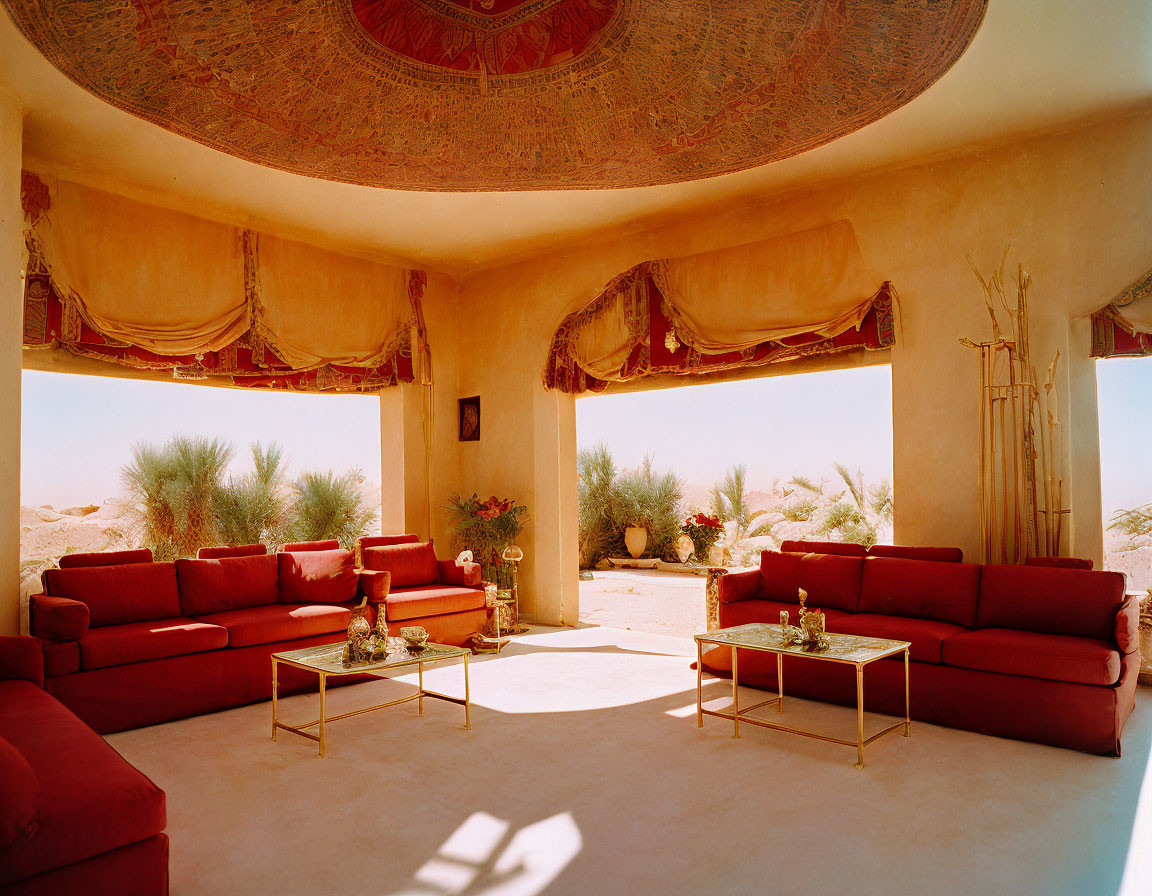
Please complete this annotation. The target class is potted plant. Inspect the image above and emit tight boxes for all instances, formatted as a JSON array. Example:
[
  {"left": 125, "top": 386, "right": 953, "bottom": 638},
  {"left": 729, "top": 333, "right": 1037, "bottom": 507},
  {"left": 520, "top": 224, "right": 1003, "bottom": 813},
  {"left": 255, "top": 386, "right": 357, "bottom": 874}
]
[
  {"left": 683, "top": 512, "right": 723, "bottom": 562},
  {"left": 443, "top": 493, "right": 528, "bottom": 588}
]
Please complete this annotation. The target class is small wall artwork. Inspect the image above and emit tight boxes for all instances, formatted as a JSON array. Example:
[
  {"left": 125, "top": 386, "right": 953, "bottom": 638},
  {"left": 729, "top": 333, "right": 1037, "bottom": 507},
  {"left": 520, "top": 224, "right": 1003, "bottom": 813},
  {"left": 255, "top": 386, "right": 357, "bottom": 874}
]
[{"left": 459, "top": 396, "right": 480, "bottom": 441}]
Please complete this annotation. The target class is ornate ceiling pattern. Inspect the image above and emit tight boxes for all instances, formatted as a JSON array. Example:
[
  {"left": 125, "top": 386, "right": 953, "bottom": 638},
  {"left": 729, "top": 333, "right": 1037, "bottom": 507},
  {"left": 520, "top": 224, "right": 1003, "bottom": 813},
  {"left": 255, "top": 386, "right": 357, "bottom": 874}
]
[{"left": 0, "top": 0, "right": 987, "bottom": 191}]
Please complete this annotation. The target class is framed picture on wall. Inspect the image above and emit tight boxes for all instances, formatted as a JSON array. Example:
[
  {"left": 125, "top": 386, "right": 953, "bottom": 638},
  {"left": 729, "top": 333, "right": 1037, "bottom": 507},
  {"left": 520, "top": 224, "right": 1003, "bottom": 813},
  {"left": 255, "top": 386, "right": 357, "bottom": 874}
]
[{"left": 459, "top": 396, "right": 480, "bottom": 441}]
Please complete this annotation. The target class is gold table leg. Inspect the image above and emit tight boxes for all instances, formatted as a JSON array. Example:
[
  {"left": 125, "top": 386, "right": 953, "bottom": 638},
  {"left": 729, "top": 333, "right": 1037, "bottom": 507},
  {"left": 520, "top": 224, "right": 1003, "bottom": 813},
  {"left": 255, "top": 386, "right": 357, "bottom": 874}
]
[
  {"left": 776, "top": 653, "right": 783, "bottom": 714},
  {"left": 318, "top": 672, "right": 327, "bottom": 758},
  {"left": 732, "top": 645, "right": 739, "bottom": 739},
  {"left": 904, "top": 648, "right": 911, "bottom": 737},
  {"left": 464, "top": 652, "right": 471, "bottom": 730},
  {"left": 271, "top": 658, "right": 278, "bottom": 741},
  {"left": 855, "top": 664, "right": 864, "bottom": 769},
  {"left": 696, "top": 639, "right": 703, "bottom": 728},
  {"left": 418, "top": 661, "right": 424, "bottom": 716}
]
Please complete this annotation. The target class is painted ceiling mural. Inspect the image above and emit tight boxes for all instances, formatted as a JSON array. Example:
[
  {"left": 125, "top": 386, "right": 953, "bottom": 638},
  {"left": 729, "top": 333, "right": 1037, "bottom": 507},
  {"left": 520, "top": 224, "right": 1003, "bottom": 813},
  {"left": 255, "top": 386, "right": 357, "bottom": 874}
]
[{"left": 1, "top": 0, "right": 987, "bottom": 191}]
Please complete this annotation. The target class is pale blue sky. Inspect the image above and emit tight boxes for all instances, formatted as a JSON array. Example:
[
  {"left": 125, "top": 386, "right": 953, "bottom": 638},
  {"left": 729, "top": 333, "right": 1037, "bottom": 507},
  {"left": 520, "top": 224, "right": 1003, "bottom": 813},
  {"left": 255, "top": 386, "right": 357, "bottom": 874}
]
[{"left": 20, "top": 359, "right": 1151, "bottom": 518}]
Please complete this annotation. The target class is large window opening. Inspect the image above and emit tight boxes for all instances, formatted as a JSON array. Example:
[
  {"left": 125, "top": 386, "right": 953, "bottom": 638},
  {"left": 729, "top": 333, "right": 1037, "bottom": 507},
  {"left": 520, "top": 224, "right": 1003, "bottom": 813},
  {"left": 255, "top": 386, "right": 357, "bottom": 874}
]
[
  {"left": 19, "top": 371, "right": 382, "bottom": 600},
  {"left": 575, "top": 364, "right": 894, "bottom": 637},
  {"left": 1098, "top": 357, "right": 1152, "bottom": 594}
]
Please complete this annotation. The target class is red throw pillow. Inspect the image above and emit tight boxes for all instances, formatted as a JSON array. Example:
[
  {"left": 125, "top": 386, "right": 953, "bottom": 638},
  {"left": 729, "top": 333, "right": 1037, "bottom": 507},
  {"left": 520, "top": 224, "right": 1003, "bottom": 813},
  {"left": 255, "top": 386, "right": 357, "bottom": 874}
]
[
  {"left": 277, "top": 549, "right": 358, "bottom": 604},
  {"left": 176, "top": 554, "right": 279, "bottom": 615},
  {"left": 361, "top": 542, "right": 440, "bottom": 588},
  {"left": 43, "top": 562, "right": 181, "bottom": 627},
  {"left": 0, "top": 735, "right": 39, "bottom": 846}
]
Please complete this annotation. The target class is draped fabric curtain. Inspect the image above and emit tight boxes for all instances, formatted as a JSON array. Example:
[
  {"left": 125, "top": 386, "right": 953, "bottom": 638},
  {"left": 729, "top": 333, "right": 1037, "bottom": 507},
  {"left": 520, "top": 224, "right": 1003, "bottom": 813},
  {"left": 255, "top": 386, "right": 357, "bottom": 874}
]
[
  {"left": 22, "top": 173, "right": 419, "bottom": 392},
  {"left": 1090, "top": 268, "right": 1152, "bottom": 358},
  {"left": 543, "top": 221, "right": 894, "bottom": 393}
]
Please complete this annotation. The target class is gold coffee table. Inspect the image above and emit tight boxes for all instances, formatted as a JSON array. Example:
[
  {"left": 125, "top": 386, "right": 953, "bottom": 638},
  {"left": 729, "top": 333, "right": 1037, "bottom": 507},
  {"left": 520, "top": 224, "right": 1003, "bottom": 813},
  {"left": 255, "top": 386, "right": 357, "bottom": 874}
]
[
  {"left": 695, "top": 623, "right": 910, "bottom": 768},
  {"left": 271, "top": 640, "right": 471, "bottom": 757}
]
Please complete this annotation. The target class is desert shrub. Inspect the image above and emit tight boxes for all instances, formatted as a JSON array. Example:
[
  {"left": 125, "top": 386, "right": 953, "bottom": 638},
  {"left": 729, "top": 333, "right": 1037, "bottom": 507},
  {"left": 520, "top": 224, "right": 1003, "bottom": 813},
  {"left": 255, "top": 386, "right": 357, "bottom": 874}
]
[
  {"left": 710, "top": 464, "right": 773, "bottom": 541},
  {"left": 122, "top": 435, "right": 234, "bottom": 560},
  {"left": 215, "top": 442, "right": 292, "bottom": 549},
  {"left": 781, "top": 499, "right": 817, "bottom": 522},
  {"left": 287, "top": 469, "right": 378, "bottom": 551},
  {"left": 617, "top": 456, "right": 684, "bottom": 560},
  {"left": 1110, "top": 503, "right": 1152, "bottom": 549}
]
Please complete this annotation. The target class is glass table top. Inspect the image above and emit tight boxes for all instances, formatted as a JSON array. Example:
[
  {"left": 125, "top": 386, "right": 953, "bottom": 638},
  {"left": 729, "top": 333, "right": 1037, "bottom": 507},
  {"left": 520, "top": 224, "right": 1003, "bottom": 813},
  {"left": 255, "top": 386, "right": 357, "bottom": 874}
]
[
  {"left": 695, "top": 623, "right": 910, "bottom": 664},
  {"left": 272, "top": 639, "right": 469, "bottom": 675}
]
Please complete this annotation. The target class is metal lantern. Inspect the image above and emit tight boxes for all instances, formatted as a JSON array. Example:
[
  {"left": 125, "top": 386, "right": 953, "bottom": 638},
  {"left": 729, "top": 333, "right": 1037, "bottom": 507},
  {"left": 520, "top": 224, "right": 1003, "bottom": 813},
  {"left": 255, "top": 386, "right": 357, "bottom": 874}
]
[{"left": 500, "top": 544, "right": 526, "bottom": 633}]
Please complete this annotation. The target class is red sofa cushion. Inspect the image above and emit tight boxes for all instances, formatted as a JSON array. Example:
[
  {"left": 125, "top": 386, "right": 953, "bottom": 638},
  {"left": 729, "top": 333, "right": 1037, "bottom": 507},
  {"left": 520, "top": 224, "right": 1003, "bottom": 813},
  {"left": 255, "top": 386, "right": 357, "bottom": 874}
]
[
  {"left": 942, "top": 628, "right": 1121, "bottom": 686},
  {"left": 829, "top": 614, "right": 968, "bottom": 664},
  {"left": 0, "top": 734, "right": 39, "bottom": 847},
  {"left": 858, "top": 557, "right": 981, "bottom": 627},
  {"left": 977, "top": 565, "right": 1125, "bottom": 641},
  {"left": 385, "top": 585, "right": 487, "bottom": 622},
  {"left": 359, "top": 534, "right": 421, "bottom": 550},
  {"left": 29, "top": 594, "right": 90, "bottom": 642},
  {"left": 176, "top": 553, "right": 279, "bottom": 615},
  {"left": 867, "top": 544, "right": 964, "bottom": 563},
  {"left": 197, "top": 544, "right": 267, "bottom": 559},
  {"left": 57, "top": 549, "right": 153, "bottom": 569},
  {"left": 42, "top": 641, "right": 79, "bottom": 678},
  {"left": 80, "top": 618, "right": 229, "bottom": 671},
  {"left": 362, "top": 542, "right": 440, "bottom": 588},
  {"left": 758, "top": 551, "right": 862, "bottom": 612},
  {"left": 282, "top": 539, "right": 339, "bottom": 552},
  {"left": 719, "top": 598, "right": 853, "bottom": 630},
  {"left": 717, "top": 569, "right": 760, "bottom": 604},
  {"left": 43, "top": 562, "right": 181, "bottom": 627},
  {"left": 779, "top": 540, "right": 866, "bottom": 557},
  {"left": 0, "top": 680, "right": 166, "bottom": 886},
  {"left": 0, "top": 636, "right": 43, "bottom": 688},
  {"left": 1024, "top": 556, "right": 1093, "bottom": 570},
  {"left": 196, "top": 603, "right": 353, "bottom": 647},
  {"left": 436, "top": 560, "right": 482, "bottom": 588},
  {"left": 277, "top": 549, "right": 357, "bottom": 604}
]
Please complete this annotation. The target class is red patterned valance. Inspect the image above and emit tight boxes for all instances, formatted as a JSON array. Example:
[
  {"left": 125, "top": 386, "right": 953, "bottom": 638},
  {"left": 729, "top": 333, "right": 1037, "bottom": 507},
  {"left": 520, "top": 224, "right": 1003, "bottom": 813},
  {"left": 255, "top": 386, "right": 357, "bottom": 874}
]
[
  {"left": 1090, "top": 268, "right": 1152, "bottom": 359},
  {"left": 544, "top": 272, "right": 895, "bottom": 394}
]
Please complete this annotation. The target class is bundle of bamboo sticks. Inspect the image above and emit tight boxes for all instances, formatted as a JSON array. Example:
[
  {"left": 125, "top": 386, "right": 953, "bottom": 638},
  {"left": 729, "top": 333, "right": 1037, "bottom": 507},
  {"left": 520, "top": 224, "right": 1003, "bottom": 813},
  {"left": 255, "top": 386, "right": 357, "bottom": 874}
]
[{"left": 960, "top": 249, "right": 1067, "bottom": 563}]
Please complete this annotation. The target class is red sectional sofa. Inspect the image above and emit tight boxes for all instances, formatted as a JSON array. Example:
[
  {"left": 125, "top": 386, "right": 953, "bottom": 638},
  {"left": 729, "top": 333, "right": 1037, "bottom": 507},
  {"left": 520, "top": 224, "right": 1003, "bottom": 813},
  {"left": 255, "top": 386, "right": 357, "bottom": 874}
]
[
  {"left": 0, "top": 635, "right": 167, "bottom": 895},
  {"left": 357, "top": 536, "right": 487, "bottom": 647},
  {"left": 703, "top": 546, "right": 1140, "bottom": 755},
  {"left": 28, "top": 544, "right": 385, "bottom": 734}
]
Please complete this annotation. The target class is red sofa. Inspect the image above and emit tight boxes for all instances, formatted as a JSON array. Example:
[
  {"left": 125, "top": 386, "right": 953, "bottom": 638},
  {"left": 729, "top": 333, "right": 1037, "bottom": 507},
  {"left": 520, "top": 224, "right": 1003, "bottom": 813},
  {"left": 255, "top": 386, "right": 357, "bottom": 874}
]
[
  {"left": 703, "top": 546, "right": 1140, "bottom": 755},
  {"left": 28, "top": 544, "right": 386, "bottom": 734},
  {"left": 0, "top": 635, "right": 167, "bottom": 895},
  {"left": 357, "top": 536, "right": 487, "bottom": 647}
]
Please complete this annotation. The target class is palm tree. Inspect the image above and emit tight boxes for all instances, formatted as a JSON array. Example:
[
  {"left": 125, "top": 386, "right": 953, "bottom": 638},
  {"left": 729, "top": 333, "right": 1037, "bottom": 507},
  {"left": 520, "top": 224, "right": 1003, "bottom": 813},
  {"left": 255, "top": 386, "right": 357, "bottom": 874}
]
[
  {"left": 710, "top": 464, "right": 774, "bottom": 542},
  {"left": 122, "top": 435, "right": 235, "bottom": 559},
  {"left": 288, "top": 468, "right": 378, "bottom": 551},
  {"left": 817, "top": 464, "right": 893, "bottom": 548},
  {"left": 215, "top": 442, "right": 292, "bottom": 549}
]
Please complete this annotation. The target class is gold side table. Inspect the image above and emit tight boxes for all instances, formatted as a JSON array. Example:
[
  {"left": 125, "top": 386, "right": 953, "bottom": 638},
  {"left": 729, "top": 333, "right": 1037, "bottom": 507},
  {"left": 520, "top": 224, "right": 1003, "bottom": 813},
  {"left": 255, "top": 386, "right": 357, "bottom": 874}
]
[
  {"left": 271, "top": 640, "right": 471, "bottom": 757},
  {"left": 695, "top": 623, "right": 910, "bottom": 768}
]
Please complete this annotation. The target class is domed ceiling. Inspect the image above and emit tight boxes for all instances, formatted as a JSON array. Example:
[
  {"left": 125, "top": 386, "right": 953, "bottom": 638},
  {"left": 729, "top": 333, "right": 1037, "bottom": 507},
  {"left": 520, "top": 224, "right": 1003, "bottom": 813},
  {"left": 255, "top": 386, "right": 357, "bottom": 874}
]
[{"left": 1, "top": 0, "right": 987, "bottom": 191}]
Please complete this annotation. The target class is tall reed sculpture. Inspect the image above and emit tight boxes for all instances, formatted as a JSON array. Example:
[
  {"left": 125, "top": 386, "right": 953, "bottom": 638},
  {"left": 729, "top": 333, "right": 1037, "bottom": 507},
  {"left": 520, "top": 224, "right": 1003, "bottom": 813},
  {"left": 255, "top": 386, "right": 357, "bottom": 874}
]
[{"left": 960, "top": 249, "right": 1067, "bottom": 563}]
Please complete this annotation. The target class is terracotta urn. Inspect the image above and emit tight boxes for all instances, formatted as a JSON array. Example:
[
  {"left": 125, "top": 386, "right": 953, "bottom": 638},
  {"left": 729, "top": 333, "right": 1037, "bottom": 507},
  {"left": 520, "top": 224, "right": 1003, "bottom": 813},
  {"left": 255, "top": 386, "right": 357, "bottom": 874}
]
[{"left": 624, "top": 526, "right": 648, "bottom": 559}]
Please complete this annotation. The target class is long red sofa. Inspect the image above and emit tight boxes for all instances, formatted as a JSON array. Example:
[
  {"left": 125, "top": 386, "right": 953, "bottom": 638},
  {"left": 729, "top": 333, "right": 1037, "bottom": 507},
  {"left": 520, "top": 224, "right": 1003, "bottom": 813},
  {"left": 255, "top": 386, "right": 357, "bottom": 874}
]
[
  {"left": 702, "top": 544, "right": 1140, "bottom": 755},
  {"left": 0, "top": 635, "right": 167, "bottom": 895}
]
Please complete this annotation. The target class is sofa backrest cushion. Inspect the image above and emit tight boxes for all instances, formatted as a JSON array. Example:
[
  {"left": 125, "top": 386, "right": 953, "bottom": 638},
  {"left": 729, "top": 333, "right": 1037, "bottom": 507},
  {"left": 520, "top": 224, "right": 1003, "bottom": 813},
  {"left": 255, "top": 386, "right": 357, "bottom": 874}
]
[
  {"left": 361, "top": 541, "right": 440, "bottom": 588},
  {"left": 282, "top": 540, "right": 340, "bottom": 552},
  {"left": 197, "top": 544, "right": 267, "bottom": 559},
  {"left": 57, "top": 548, "right": 154, "bottom": 569},
  {"left": 977, "top": 565, "right": 1126, "bottom": 641},
  {"left": 1023, "top": 556, "right": 1094, "bottom": 570},
  {"left": 759, "top": 551, "right": 863, "bottom": 612},
  {"left": 43, "top": 562, "right": 180, "bottom": 627},
  {"left": 359, "top": 535, "right": 421, "bottom": 550},
  {"left": 176, "top": 553, "right": 280, "bottom": 615},
  {"left": 779, "top": 540, "right": 867, "bottom": 557},
  {"left": 277, "top": 549, "right": 357, "bottom": 604},
  {"left": 0, "top": 735, "right": 39, "bottom": 847},
  {"left": 859, "top": 558, "right": 981, "bottom": 627},
  {"left": 867, "top": 545, "right": 964, "bottom": 563}
]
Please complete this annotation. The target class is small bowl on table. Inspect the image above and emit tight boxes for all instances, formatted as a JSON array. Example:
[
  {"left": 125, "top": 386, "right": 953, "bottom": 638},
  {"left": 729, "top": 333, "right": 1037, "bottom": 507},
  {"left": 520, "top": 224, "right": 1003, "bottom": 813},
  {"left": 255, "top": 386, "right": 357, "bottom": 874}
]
[{"left": 400, "top": 625, "right": 430, "bottom": 651}]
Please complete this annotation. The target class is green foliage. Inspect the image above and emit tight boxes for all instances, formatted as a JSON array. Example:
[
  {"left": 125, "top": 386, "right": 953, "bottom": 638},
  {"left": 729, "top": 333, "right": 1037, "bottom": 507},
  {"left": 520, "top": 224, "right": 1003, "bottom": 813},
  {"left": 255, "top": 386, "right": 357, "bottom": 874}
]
[
  {"left": 215, "top": 442, "right": 291, "bottom": 549},
  {"left": 576, "top": 444, "right": 683, "bottom": 567},
  {"left": 122, "top": 435, "right": 235, "bottom": 560},
  {"left": 709, "top": 464, "right": 769, "bottom": 542},
  {"left": 443, "top": 493, "right": 528, "bottom": 580},
  {"left": 781, "top": 499, "right": 816, "bottom": 522},
  {"left": 815, "top": 465, "right": 892, "bottom": 548},
  {"left": 1109, "top": 503, "right": 1152, "bottom": 549},
  {"left": 288, "top": 469, "right": 378, "bottom": 551}
]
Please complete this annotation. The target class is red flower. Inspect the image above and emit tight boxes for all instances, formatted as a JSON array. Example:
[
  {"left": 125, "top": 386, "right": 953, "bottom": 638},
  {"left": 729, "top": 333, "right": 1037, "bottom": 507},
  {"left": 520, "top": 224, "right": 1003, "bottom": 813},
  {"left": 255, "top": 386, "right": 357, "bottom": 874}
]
[{"left": 478, "top": 496, "right": 516, "bottom": 520}]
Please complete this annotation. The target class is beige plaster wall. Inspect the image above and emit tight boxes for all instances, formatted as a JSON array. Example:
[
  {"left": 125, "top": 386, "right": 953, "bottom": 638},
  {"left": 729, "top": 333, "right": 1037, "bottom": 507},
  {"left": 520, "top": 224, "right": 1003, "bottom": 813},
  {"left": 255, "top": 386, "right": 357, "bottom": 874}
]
[
  {"left": 0, "top": 90, "right": 21, "bottom": 636},
  {"left": 453, "top": 108, "right": 1152, "bottom": 617}
]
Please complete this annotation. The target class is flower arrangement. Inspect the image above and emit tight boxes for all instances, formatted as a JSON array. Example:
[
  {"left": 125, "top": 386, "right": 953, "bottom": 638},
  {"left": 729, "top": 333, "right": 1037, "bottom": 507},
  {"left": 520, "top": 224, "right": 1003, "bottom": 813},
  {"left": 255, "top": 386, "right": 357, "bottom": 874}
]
[
  {"left": 683, "top": 512, "right": 723, "bottom": 560},
  {"left": 443, "top": 493, "right": 528, "bottom": 585}
]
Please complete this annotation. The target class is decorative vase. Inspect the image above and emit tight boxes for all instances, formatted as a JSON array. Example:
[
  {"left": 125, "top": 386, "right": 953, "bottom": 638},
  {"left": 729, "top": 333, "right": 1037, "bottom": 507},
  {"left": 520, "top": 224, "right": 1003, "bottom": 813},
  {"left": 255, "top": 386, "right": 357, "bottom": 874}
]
[
  {"left": 624, "top": 526, "right": 648, "bottom": 559},
  {"left": 707, "top": 543, "right": 724, "bottom": 567},
  {"left": 675, "top": 534, "right": 693, "bottom": 563}
]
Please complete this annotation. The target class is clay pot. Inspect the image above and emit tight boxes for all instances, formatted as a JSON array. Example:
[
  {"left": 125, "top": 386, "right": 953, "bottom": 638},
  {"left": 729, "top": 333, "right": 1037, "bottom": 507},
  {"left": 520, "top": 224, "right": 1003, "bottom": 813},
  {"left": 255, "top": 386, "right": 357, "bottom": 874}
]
[{"left": 624, "top": 526, "right": 648, "bottom": 559}]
